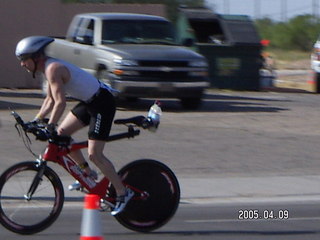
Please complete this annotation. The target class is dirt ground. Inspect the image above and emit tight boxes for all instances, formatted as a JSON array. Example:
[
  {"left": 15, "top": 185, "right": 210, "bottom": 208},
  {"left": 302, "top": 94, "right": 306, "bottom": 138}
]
[{"left": 277, "top": 58, "right": 310, "bottom": 70}]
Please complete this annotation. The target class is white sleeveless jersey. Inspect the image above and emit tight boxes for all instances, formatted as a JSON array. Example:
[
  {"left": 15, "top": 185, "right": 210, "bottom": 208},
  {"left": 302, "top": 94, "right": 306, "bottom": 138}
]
[{"left": 45, "top": 58, "right": 102, "bottom": 102}]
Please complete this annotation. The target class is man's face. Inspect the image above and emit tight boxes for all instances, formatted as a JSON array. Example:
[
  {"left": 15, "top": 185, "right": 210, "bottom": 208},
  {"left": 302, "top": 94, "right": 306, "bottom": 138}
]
[{"left": 20, "top": 58, "right": 35, "bottom": 73}]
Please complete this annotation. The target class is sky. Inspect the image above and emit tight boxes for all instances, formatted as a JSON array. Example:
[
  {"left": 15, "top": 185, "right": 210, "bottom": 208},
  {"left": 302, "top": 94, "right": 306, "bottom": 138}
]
[{"left": 205, "top": 0, "right": 320, "bottom": 21}]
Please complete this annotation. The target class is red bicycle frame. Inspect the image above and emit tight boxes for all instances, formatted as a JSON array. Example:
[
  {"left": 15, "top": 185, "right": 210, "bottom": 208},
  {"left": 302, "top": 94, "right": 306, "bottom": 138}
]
[
  {"left": 42, "top": 141, "right": 111, "bottom": 198},
  {"left": 41, "top": 126, "right": 148, "bottom": 204}
]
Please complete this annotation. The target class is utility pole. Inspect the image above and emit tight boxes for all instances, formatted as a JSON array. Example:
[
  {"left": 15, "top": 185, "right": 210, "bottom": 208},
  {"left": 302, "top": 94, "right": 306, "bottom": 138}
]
[
  {"left": 224, "top": 0, "right": 230, "bottom": 14},
  {"left": 313, "top": 0, "right": 319, "bottom": 19},
  {"left": 281, "top": 0, "right": 287, "bottom": 22}
]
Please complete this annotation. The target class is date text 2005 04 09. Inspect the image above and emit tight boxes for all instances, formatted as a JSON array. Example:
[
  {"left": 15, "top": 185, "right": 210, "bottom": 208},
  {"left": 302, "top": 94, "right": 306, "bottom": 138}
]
[{"left": 238, "top": 209, "right": 289, "bottom": 220}]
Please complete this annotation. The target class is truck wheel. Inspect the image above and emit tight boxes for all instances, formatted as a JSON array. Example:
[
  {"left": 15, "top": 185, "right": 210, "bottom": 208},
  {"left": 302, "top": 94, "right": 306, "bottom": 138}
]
[
  {"left": 180, "top": 97, "right": 202, "bottom": 110},
  {"left": 316, "top": 72, "right": 320, "bottom": 93}
]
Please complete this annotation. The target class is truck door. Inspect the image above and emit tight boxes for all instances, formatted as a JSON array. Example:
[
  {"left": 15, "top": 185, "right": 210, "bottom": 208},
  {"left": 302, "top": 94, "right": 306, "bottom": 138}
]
[{"left": 70, "top": 18, "right": 96, "bottom": 75}]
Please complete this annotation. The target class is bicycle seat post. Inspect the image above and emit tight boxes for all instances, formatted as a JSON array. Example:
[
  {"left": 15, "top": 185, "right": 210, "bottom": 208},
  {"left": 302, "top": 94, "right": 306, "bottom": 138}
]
[{"left": 128, "top": 125, "right": 135, "bottom": 138}]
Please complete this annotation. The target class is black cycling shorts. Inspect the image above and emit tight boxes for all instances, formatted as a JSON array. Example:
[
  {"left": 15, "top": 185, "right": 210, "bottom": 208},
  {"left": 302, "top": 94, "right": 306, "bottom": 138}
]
[{"left": 71, "top": 88, "right": 116, "bottom": 141}]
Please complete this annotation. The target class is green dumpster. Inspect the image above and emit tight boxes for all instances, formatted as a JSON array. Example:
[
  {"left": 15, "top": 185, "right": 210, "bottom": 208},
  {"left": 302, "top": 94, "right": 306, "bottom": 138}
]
[{"left": 177, "top": 8, "right": 263, "bottom": 91}]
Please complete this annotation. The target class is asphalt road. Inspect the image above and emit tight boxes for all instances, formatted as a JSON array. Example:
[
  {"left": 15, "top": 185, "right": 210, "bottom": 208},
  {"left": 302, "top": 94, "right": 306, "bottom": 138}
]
[
  {"left": 1, "top": 88, "right": 320, "bottom": 239},
  {"left": 2, "top": 87, "right": 320, "bottom": 178},
  {"left": 1, "top": 202, "right": 320, "bottom": 240}
]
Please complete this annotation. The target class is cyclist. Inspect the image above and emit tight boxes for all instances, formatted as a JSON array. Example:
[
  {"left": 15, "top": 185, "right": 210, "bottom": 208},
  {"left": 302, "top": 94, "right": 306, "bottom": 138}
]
[{"left": 15, "top": 36, "right": 133, "bottom": 215}]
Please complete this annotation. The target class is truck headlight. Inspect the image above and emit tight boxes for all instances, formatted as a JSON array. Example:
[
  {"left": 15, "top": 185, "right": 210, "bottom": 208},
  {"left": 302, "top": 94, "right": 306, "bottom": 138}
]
[
  {"left": 114, "top": 59, "right": 138, "bottom": 66},
  {"left": 189, "top": 60, "right": 208, "bottom": 68},
  {"left": 113, "top": 69, "right": 139, "bottom": 76}
]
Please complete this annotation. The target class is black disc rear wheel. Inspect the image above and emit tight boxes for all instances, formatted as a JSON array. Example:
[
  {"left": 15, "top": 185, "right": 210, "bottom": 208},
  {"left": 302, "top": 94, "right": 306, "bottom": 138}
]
[{"left": 115, "top": 159, "right": 180, "bottom": 232}]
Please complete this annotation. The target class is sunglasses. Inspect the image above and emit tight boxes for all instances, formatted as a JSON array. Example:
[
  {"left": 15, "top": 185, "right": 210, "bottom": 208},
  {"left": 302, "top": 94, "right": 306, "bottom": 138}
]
[{"left": 17, "top": 54, "right": 33, "bottom": 61}]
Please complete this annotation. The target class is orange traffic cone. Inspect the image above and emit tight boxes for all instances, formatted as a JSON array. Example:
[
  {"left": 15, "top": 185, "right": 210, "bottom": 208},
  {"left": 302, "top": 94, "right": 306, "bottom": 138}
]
[{"left": 80, "top": 194, "right": 104, "bottom": 240}]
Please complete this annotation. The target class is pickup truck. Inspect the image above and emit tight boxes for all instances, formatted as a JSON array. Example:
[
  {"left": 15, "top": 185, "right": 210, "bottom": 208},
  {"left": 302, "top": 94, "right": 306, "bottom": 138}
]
[{"left": 47, "top": 12, "right": 209, "bottom": 109}]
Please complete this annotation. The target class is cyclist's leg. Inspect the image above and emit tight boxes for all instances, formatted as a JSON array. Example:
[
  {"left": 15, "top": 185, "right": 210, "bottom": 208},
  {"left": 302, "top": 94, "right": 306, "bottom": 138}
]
[
  {"left": 88, "top": 139, "right": 126, "bottom": 196},
  {"left": 57, "top": 111, "right": 94, "bottom": 176},
  {"left": 86, "top": 90, "right": 126, "bottom": 195},
  {"left": 58, "top": 111, "right": 84, "bottom": 135},
  {"left": 86, "top": 89, "right": 133, "bottom": 213}
]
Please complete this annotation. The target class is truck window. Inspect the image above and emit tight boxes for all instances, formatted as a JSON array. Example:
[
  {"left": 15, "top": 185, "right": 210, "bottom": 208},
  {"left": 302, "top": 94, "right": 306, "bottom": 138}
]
[
  {"left": 73, "top": 18, "right": 94, "bottom": 44},
  {"left": 101, "top": 20, "right": 176, "bottom": 44}
]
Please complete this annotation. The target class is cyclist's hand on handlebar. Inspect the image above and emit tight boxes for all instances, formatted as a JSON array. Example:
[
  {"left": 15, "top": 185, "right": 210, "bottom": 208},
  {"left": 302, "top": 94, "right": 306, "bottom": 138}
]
[
  {"left": 42, "top": 123, "right": 58, "bottom": 140},
  {"left": 22, "top": 122, "right": 49, "bottom": 141},
  {"left": 28, "top": 118, "right": 49, "bottom": 126},
  {"left": 24, "top": 121, "right": 57, "bottom": 141},
  {"left": 11, "top": 111, "right": 56, "bottom": 141},
  {"left": 34, "top": 128, "right": 50, "bottom": 141},
  {"left": 25, "top": 118, "right": 49, "bottom": 130},
  {"left": 32, "top": 125, "right": 59, "bottom": 141},
  {"left": 45, "top": 123, "right": 57, "bottom": 134},
  {"left": 32, "top": 124, "right": 57, "bottom": 141}
]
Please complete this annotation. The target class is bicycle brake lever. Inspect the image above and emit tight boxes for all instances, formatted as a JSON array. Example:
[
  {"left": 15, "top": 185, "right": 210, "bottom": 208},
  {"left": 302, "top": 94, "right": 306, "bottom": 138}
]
[
  {"left": 14, "top": 123, "right": 22, "bottom": 137},
  {"left": 14, "top": 122, "right": 32, "bottom": 145}
]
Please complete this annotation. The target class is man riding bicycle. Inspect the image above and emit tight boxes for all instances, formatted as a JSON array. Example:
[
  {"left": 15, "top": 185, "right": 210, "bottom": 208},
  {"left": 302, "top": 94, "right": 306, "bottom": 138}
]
[{"left": 15, "top": 36, "right": 133, "bottom": 215}]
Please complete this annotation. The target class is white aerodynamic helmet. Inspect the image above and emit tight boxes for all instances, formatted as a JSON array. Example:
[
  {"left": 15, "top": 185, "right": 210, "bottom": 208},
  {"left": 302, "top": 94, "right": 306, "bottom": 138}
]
[{"left": 15, "top": 36, "right": 54, "bottom": 61}]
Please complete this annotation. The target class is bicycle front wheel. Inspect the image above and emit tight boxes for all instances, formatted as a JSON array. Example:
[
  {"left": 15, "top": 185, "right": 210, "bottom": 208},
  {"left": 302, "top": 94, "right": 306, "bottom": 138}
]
[
  {"left": 115, "top": 159, "right": 180, "bottom": 232},
  {"left": 0, "top": 161, "right": 64, "bottom": 234}
]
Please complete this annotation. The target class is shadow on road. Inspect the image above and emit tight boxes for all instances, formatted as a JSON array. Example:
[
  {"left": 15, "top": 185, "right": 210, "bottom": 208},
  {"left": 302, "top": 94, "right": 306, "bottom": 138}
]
[
  {"left": 0, "top": 90, "right": 42, "bottom": 110},
  {"left": 0, "top": 89, "right": 289, "bottom": 113},
  {"left": 0, "top": 91, "right": 44, "bottom": 99},
  {"left": 116, "top": 91, "right": 289, "bottom": 113},
  {"left": 0, "top": 100, "right": 40, "bottom": 110}
]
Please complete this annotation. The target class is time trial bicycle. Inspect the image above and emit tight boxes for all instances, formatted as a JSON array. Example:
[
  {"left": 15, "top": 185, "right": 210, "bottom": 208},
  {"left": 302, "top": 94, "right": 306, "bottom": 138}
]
[{"left": 0, "top": 109, "right": 180, "bottom": 235}]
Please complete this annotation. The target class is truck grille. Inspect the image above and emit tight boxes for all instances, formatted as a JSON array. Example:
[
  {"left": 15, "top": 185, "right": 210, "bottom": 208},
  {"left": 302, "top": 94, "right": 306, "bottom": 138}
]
[
  {"left": 140, "top": 71, "right": 188, "bottom": 78},
  {"left": 137, "top": 60, "right": 189, "bottom": 79},
  {"left": 139, "top": 60, "right": 189, "bottom": 67}
]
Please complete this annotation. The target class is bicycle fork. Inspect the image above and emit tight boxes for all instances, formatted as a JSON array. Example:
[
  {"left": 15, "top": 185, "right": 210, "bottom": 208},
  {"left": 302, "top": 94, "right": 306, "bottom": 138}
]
[{"left": 24, "top": 159, "right": 46, "bottom": 201}]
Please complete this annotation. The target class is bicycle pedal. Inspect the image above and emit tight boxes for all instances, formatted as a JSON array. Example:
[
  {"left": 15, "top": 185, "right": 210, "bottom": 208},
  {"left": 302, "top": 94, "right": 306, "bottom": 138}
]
[
  {"left": 100, "top": 199, "right": 113, "bottom": 212},
  {"left": 68, "top": 181, "right": 82, "bottom": 191},
  {"left": 99, "top": 206, "right": 112, "bottom": 212}
]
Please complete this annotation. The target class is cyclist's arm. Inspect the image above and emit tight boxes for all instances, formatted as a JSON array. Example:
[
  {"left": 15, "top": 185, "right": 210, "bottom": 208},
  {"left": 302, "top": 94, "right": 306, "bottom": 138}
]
[
  {"left": 45, "top": 63, "right": 67, "bottom": 125},
  {"left": 36, "top": 84, "right": 54, "bottom": 119}
]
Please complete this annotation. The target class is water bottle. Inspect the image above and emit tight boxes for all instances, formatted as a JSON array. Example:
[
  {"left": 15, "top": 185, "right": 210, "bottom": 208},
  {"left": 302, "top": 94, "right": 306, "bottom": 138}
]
[{"left": 147, "top": 101, "right": 162, "bottom": 132}]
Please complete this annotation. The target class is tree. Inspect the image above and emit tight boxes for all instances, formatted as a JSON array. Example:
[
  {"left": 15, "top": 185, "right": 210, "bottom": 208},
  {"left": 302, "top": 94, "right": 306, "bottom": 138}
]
[
  {"left": 255, "top": 18, "right": 275, "bottom": 41},
  {"left": 255, "top": 15, "right": 320, "bottom": 51},
  {"left": 286, "top": 15, "right": 320, "bottom": 51}
]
